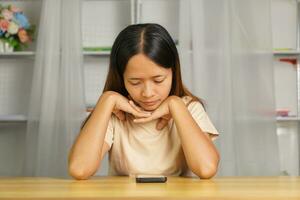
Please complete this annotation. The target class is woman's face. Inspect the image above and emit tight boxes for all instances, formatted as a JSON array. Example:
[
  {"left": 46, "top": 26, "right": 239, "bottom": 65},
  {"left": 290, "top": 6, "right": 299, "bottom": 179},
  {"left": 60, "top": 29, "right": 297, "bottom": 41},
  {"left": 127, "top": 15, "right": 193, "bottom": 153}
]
[{"left": 123, "top": 54, "right": 173, "bottom": 111}]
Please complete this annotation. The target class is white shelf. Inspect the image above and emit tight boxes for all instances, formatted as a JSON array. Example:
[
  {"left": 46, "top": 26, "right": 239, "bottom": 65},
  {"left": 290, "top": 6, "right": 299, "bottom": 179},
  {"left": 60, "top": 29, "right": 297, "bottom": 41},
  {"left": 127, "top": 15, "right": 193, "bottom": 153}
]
[
  {"left": 3, "top": 114, "right": 297, "bottom": 122},
  {"left": 0, "top": 51, "right": 111, "bottom": 57},
  {"left": 0, "top": 112, "right": 92, "bottom": 123},
  {"left": 276, "top": 116, "right": 300, "bottom": 121},
  {"left": 83, "top": 51, "right": 110, "bottom": 56},
  {"left": 3, "top": 50, "right": 298, "bottom": 57},
  {"left": 273, "top": 50, "right": 300, "bottom": 56},
  {"left": 0, "top": 51, "right": 35, "bottom": 57},
  {"left": 0, "top": 114, "right": 27, "bottom": 123}
]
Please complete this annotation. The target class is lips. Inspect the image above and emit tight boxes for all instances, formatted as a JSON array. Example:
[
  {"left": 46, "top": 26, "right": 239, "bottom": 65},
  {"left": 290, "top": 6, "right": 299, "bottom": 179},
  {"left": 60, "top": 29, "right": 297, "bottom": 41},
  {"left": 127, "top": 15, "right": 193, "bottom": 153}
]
[{"left": 141, "top": 100, "right": 159, "bottom": 106}]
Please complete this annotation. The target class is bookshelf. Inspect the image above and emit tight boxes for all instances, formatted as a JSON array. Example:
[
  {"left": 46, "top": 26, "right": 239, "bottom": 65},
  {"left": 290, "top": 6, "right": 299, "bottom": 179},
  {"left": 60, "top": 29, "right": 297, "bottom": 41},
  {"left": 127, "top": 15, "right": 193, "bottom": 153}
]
[
  {"left": 271, "top": 0, "right": 300, "bottom": 176},
  {"left": 3, "top": 0, "right": 298, "bottom": 177},
  {"left": 0, "top": 0, "right": 42, "bottom": 176},
  {"left": 0, "top": 0, "right": 180, "bottom": 176},
  {"left": 0, "top": 0, "right": 180, "bottom": 123}
]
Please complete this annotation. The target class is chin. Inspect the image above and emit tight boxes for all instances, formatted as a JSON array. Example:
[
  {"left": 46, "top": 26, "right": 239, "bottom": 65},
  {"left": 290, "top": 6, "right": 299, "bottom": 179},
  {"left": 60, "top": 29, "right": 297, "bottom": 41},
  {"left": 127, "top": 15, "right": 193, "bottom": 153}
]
[
  {"left": 135, "top": 99, "right": 161, "bottom": 111},
  {"left": 142, "top": 104, "right": 160, "bottom": 111}
]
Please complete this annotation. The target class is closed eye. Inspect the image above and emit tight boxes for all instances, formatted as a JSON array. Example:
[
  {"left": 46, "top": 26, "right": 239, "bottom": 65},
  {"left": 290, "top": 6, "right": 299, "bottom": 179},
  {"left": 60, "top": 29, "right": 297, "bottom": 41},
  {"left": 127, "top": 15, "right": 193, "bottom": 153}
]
[
  {"left": 154, "top": 80, "right": 164, "bottom": 83},
  {"left": 129, "top": 79, "right": 164, "bottom": 85},
  {"left": 131, "top": 82, "right": 140, "bottom": 85}
]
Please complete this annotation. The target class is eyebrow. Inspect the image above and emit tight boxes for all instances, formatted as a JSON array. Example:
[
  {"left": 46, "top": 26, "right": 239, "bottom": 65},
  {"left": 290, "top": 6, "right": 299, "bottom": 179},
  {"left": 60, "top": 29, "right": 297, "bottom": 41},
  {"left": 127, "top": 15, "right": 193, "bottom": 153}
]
[{"left": 128, "top": 75, "right": 165, "bottom": 80}]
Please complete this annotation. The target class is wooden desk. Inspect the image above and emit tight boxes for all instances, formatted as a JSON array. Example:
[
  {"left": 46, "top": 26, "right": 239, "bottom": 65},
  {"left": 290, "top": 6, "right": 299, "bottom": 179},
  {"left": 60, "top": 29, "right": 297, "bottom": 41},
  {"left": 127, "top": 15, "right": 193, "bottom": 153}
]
[{"left": 0, "top": 176, "right": 299, "bottom": 199}]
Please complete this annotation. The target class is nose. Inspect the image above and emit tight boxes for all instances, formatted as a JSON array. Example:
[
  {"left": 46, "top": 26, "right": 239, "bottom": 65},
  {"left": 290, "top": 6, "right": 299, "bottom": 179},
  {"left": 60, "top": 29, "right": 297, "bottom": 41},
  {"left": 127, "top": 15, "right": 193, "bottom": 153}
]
[{"left": 142, "top": 83, "right": 155, "bottom": 98}]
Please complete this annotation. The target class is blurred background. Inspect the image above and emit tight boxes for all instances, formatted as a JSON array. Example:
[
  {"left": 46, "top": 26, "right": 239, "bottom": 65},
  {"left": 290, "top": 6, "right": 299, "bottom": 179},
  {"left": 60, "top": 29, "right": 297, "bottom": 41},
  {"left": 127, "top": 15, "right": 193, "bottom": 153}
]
[{"left": 0, "top": 0, "right": 299, "bottom": 178}]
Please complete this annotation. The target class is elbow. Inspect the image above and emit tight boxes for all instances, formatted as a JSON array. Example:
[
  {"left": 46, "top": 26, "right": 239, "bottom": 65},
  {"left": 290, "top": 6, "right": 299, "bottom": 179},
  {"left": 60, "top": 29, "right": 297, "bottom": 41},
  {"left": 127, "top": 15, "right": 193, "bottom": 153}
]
[
  {"left": 192, "top": 156, "right": 220, "bottom": 179},
  {"left": 194, "top": 165, "right": 218, "bottom": 179},
  {"left": 68, "top": 163, "right": 91, "bottom": 180}
]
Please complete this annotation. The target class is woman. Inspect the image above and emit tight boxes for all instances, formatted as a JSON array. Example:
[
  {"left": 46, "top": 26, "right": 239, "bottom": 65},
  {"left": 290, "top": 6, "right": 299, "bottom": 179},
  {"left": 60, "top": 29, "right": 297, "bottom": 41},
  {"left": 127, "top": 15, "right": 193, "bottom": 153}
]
[{"left": 68, "top": 23, "right": 220, "bottom": 180}]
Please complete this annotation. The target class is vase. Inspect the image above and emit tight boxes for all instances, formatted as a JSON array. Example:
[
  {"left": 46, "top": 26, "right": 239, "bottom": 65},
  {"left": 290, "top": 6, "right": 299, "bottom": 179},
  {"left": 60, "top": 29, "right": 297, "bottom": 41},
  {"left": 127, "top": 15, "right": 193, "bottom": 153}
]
[{"left": 0, "top": 40, "right": 14, "bottom": 53}]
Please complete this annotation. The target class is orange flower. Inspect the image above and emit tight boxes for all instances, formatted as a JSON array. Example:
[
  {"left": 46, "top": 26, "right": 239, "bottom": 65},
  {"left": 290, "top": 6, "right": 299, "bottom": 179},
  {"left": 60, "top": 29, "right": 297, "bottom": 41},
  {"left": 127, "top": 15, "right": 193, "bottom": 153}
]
[{"left": 18, "top": 29, "right": 29, "bottom": 43}]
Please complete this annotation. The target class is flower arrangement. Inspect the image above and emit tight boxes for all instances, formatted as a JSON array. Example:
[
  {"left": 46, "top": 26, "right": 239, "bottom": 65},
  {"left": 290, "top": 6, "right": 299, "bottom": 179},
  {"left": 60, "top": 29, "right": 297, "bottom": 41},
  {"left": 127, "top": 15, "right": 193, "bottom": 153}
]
[{"left": 0, "top": 4, "right": 35, "bottom": 51}]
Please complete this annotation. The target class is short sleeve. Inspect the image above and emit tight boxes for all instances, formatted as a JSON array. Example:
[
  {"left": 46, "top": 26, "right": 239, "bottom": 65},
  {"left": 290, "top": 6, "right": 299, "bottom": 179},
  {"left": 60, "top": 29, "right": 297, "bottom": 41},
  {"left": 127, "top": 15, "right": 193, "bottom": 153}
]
[
  {"left": 187, "top": 101, "right": 220, "bottom": 141},
  {"left": 104, "top": 115, "right": 115, "bottom": 148}
]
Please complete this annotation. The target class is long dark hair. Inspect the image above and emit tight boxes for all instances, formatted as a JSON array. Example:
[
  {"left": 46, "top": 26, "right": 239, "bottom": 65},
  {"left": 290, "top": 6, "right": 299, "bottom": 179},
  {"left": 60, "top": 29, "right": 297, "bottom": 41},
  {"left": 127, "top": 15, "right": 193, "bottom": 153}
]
[{"left": 82, "top": 23, "right": 203, "bottom": 129}]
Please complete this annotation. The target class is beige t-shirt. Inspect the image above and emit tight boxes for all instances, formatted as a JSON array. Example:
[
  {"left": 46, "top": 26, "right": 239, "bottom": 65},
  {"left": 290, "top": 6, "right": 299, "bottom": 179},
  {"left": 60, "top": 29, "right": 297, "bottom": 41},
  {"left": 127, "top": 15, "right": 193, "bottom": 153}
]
[{"left": 103, "top": 96, "right": 219, "bottom": 176}]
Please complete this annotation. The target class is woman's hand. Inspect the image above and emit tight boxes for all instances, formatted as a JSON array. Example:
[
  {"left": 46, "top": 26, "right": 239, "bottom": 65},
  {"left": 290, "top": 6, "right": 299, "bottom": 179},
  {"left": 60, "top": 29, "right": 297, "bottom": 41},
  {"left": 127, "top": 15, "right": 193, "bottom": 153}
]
[
  {"left": 129, "top": 99, "right": 171, "bottom": 130},
  {"left": 132, "top": 96, "right": 179, "bottom": 128},
  {"left": 104, "top": 91, "right": 151, "bottom": 121}
]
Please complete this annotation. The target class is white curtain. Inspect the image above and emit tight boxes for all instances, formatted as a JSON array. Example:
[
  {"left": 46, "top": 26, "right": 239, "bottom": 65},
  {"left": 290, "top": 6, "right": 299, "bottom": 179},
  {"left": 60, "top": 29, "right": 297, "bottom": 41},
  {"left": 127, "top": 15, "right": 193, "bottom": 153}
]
[
  {"left": 23, "top": 0, "right": 86, "bottom": 177},
  {"left": 179, "top": 0, "right": 280, "bottom": 176}
]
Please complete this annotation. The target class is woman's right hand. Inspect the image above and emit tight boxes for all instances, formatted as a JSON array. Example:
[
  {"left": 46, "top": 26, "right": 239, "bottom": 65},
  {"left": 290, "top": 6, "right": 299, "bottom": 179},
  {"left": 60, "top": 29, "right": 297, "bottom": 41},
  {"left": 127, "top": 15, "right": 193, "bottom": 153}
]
[{"left": 104, "top": 91, "right": 151, "bottom": 121}]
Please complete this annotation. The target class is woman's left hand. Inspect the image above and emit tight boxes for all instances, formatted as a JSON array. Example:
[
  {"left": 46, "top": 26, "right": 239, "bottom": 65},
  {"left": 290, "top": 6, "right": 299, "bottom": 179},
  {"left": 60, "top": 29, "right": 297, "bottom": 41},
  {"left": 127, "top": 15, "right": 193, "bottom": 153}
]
[{"left": 132, "top": 96, "right": 178, "bottom": 129}]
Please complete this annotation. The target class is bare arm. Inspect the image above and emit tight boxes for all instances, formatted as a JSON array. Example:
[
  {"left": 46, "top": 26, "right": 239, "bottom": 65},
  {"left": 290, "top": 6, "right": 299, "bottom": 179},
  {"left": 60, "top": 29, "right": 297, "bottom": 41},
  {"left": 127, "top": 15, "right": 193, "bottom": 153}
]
[
  {"left": 68, "top": 91, "right": 151, "bottom": 180},
  {"left": 169, "top": 97, "right": 220, "bottom": 179},
  {"left": 68, "top": 91, "right": 115, "bottom": 180}
]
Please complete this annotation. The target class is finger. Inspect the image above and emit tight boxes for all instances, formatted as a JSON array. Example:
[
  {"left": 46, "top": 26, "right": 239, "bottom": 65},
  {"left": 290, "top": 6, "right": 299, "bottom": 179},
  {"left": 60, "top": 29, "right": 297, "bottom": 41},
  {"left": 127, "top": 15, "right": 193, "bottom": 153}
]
[
  {"left": 128, "top": 101, "right": 153, "bottom": 118},
  {"left": 127, "top": 106, "right": 152, "bottom": 118},
  {"left": 113, "top": 110, "right": 126, "bottom": 121},
  {"left": 156, "top": 118, "right": 168, "bottom": 130},
  {"left": 161, "top": 114, "right": 171, "bottom": 120},
  {"left": 119, "top": 104, "right": 150, "bottom": 119},
  {"left": 118, "top": 112, "right": 126, "bottom": 121},
  {"left": 133, "top": 109, "right": 162, "bottom": 123},
  {"left": 129, "top": 100, "right": 147, "bottom": 113}
]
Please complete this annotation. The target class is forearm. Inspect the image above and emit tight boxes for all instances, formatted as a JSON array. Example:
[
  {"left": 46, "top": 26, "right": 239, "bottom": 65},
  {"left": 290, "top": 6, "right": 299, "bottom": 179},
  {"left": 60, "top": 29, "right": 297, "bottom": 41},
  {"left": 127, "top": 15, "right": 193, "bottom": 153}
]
[
  {"left": 68, "top": 92, "right": 115, "bottom": 179},
  {"left": 169, "top": 96, "right": 220, "bottom": 178}
]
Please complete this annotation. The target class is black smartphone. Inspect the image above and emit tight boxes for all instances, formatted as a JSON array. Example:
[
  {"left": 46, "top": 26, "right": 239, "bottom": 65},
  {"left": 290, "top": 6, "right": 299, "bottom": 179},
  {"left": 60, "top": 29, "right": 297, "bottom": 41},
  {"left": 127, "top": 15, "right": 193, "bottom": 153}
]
[{"left": 135, "top": 175, "right": 167, "bottom": 183}]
